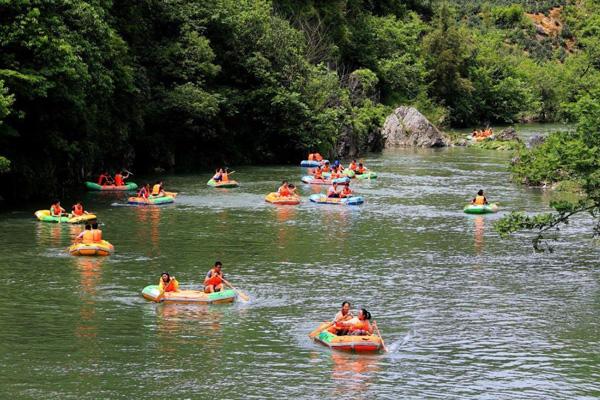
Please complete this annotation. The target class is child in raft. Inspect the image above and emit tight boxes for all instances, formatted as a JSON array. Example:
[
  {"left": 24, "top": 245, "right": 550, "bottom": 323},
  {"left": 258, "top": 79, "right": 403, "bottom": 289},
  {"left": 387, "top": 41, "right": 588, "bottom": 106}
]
[
  {"left": 471, "top": 189, "right": 489, "bottom": 205},
  {"left": 328, "top": 308, "right": 374, "bottom": 336},
  {"left": 287, "top": 183, "right": 297, "bottom": 196},
  {"left": 204, "top": 261, "right": 225, "bottom": 293},
  {"left": 159, "top": 272, "right": 179, "bottom": 292},
  {"left": 355, "top": 163, "right": 367, "bottom": 175},
  {"left": 339, "top": 183, "right": 353, "bottom": 198},
  {"left": 71, "top": 201, "right": 87, "bottom": 216},
  {"left": 50, "top": 200, "right": 66, "bottom": 217}
]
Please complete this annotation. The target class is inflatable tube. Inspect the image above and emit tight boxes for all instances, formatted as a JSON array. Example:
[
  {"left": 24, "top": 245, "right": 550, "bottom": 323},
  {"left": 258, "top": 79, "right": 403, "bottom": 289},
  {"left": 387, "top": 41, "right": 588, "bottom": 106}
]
[
  {"left": 311, "top": 322, "right": 383, "bottom": 353},
  {"left": 355, "top": 171, "right": 377, "bottom": 180},
  {"left": 342, "top": 169, "right": 356, "bottom": 178},
  {"left": 309, "top": 194, "right": 364, "bottom": 205},
  {"left": 141, "top": 285, "right": 237, "bottom": 304},
  {"left": 265, "top": 192, "right": 300, "bottom": 205},
  {"left": 300, "top": 159, "right": 329, "bottom": 167},
  {"left": 301, "top": 175, "right": 350, "bottom": 185},
  {"left": 127, "top": 195, "right": 175, "bottom": 205},
  {"left": 207, "top": 179, "right": 239, "bottom": 188},
  {"left": 464, "top": 203, "right": 499, "bottom": 214},
  {"left": 35, "top": 210, "right": 97, "bottom": 224},
  {"left": 85, "top": 181, "right": 138, "bottom": 191},
  {"left": 69, "top": 240, "right": 114, "bottom": 256}
]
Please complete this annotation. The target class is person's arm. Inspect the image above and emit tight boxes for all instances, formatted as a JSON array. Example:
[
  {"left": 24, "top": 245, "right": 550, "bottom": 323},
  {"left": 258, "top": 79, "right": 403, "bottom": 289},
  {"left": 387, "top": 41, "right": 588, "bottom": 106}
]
[
  {"left": 484, "top": 196, "right": 489, "bottom": 205},
  {"left": 203, "top": 271, "right": 211, "bottom": 285}
]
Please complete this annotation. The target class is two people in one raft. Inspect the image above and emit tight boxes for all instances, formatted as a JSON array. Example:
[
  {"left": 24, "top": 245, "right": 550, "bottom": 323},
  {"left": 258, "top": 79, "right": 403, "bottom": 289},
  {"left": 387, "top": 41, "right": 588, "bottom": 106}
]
[
  {"left": 97, "top": 170, "right": 131, "bottom": 186},
  {"left": 158, "top": 261, "right": 230, "bottom": 294},
  {"left": 212, "top": 168, "right": 233, "bottom": 183},
  {"left": 50, "top": 200, "right": 89, "bottom": 218},
  {"left": 328, "top": 301, "right": 375, "bottom": 336},
  {"left": 75, "top": 222, "right": 104, "bottom": 243},
  {"left": 137, "top": 181, "right": 166, "bottom": 199},
  {"left": 277, "top": 181, "right": 297, "bottom": 197}
]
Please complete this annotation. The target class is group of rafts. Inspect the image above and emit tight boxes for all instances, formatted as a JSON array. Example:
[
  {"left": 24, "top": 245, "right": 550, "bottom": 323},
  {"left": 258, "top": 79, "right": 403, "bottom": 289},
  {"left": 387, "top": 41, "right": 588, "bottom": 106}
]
[{"left": 33, "top": 159, "right": 498, "bottom": 354}]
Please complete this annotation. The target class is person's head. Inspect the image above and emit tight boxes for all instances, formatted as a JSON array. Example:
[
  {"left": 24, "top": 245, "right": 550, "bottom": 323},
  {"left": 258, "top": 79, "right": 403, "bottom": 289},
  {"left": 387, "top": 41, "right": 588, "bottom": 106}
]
[
  {"left": 477, "top": 189, "right": 484, "bottom": 196},
  {"left": 325, "top": 161, "right": 329, "bottom": 165},
  {"left": 84, "top": 224, "right": 92, "bottom": 231},
  {"left": 116, "top": 170, "right": 121, "bottom": 175},
  {"left": 161, "top": 272, "right": 171, "bottom": 282},
  {"left": 341, "top": 301, "right": 351, "bottom": 315},
  {"left": 76, "top": 201, "right": 82, "bottom": 205},
  {"left": 92, "top": 222, "right": 99, "bottom": 229},
  {"left": 333, "top": 182, "right": 338, "bottom": 188},
  {"left": 358, "top": 308, "right": 372, "bottom": 320},
  {"left": 288, "top": 183, "right": 295, "bottom": 189},
  {"left": 359, "top": 163, "right": 363, "bottom": 167},
  {"left": 352, "top": 159, "right": 356, "bottom": 163},
  {"left": 54, "top": 199, "right": 60, "bottom": 205},
  {"left": 214, "top": 261, "right": 222, "bottom": 271},
  {"left": 344, "top": 183, "right": 350, "bottom": 190}
]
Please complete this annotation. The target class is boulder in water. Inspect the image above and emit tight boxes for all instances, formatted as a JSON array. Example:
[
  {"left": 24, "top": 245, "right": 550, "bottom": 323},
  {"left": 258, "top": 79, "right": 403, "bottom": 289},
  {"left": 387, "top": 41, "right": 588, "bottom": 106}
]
[
  {"left": 527, "top": 134, "right": 546, "bottom": 148},
  {"left": 496, "top": 127, "right": 521, "bottom": 142},
  {"left": 382, "top": 106, "right": 447, "bottom": 148}
]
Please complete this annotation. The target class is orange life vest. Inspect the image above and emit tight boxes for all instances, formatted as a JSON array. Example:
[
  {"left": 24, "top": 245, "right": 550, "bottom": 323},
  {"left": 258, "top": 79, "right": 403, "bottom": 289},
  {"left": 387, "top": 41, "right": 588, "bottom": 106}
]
[
  {"left": 160, "top": 278, "right": 178, "bottom": 292},
  {"left": 278, "top": 186, "right": 290, "bottom": 197},
  {"left": 348, "top": 319, "right": 371, "bottom": 333},
  {"left": 82, "top": 230, "right": 94, "bottom": 244},
  {"left": 72, "top": 204, "right": 84, "bottom": 216},
  {"left": 205, "top": 269, "right": 222, "bottom": 286},
  {"left": 92, "top": 229, "right": 102, "bottom": 242},
  {"left": 349, "top": 163, "right": 357, "bottom": 171},
  {"left": 474, "top": 195, "right": 486, "bottom": 205},
  {"left": 357, "top": 166, "right": 366, "bottom": 174},
  {"left": 51, "top": 204, "right": 63, "bottom": 216},
  {"left": 222, "top": 173, "right": 229, "bottom": 182},
  {"left": 341, "top": 188, "right": 352, "bottom": 197},
  {"left": 114, "top": 174, "right": 124, "bottom": 186}
]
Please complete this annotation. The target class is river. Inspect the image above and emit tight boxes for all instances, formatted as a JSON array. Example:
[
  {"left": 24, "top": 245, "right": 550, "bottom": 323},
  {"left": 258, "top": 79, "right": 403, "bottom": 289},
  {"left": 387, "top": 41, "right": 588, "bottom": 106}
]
[{"left": 1, "top": 131, "right": 598, "bottom": 398}]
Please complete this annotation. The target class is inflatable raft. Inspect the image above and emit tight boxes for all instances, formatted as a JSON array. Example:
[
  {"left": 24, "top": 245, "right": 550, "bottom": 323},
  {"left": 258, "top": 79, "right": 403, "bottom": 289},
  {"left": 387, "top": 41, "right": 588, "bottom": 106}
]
[
  {"left": 85, "top": 181, "right": 138, "bottom": 191},
  {"left": 127, "top": 194, "right": 175, "bottom": 205},
  {"left": 69, "top": 240, "right": 114, "bottom": 256},
  {"left": 141, "top": 285, "right": 237, "bottom": 304},
  {"left": 300, "top": 159, "right": 329, "bottom": 167},
  {"left": 311, "top": 322, "right": 383, "bottom": 353},
  {"left": 265, "top": 192, "right": 300, "bottom": 205},
  {"left": 309, "top": 194, "right": 364, "bottom": 205},
  {"left": 301, "top": 175, "right": 350, "bottom": 185},
  {"left": 464, "top": 203, "right": 499, "bottom": 214},
  {"left": 355, "top": 171, "right": 377, "bottom": 180},
  {"left": 35, "top": 210, "right": 97, "bottom": 224},
  {"left": 207, "top": 179, "right": 239, "bottom": 188},
  {"left": 342, "top": 169, "right": 356, "bottom": 178}
]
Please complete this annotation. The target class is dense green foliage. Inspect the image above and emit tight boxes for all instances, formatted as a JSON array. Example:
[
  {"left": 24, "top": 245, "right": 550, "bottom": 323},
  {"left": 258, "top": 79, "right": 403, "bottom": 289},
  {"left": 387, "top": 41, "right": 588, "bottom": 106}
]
[{"left": 1, "top": 0, "right": 600, "bottom": 200}]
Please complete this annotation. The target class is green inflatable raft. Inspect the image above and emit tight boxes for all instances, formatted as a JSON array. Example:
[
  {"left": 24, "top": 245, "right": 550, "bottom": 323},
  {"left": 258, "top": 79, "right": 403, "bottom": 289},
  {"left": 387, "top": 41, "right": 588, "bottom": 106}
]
[
  {"left": 85, "top": 181, "right": 138, "bottom": 191},
  {"left": 207, "top": 179, "right": 239, "bottom": 188},
  {"left": 141, "top": 285, "right": 237, "bottom": 304},
  {"left": 355, "top": 171, "right": 377, "bottom": 180},
  {"left": 463, "top": 203, "right": 499, "bottom": 214}
]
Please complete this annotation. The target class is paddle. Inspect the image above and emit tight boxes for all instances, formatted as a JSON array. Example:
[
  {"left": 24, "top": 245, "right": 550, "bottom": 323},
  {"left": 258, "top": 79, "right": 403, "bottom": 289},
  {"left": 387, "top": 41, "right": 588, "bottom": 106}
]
[
  {"left": 222, "top": 278, "right": 249, "bottom": 302},
  {"left": 309, "top": 321, "right": 334, "bottom": 339},
  {"left": 124, "top": 168, "right": 134, "bottom": 176},
  {"left": 373, "top": 321, "right": 388, "bottom": 352}
]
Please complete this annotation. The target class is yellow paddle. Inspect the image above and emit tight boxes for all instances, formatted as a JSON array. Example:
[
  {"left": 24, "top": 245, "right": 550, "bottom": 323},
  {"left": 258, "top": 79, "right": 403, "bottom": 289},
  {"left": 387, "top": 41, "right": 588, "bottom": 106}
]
[
  {"left": 309, "top": 321, "right": 334, "bottom": 339},
  {"left": 373, "top": 321, "right": 388, "bottom": 352},
  {"left": 222, "top": 278, "right": 249, "bottom": 302}
]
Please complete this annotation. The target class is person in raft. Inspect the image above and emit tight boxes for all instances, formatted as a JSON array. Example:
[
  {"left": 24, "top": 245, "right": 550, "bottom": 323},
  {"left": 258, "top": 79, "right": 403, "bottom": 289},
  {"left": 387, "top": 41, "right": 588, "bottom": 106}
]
[
  {"left": 151, "top": 181, "right": 165, "bottom": 197},
  {"left": 327, "top": 182, "right": 340, "bottom": 198},
  {"left": 222, "top": 168, "right": 231, "bottom": 182},
  {"left": 355, "top": 163, "right": 367, "bottom": 175},
  {"left": 75, "top": 224, "right": 94, "bottom": 243},
  {"left": 329, "top": 308, "right": 374, "bottom": 336},
  {"left": 159, "top": 272, "right": 179, "bottom": 292},
  {"left": 348, "top": 160, "right": 357, "bottom": 171},
  {"left": 137, "top": 183, "right": 150, "bottom": 199},
  {"left": 277, "top": 181, "right": 291, "bottom": 197},
  {"left": 204, "top": 261, "right": 225, "bottom": 293},
  {"left": 97, "top": 171, "right": 113, "bottom": 186},
  {"left": 313, "top": 166, "right": 323, "bottom": 180},
  {"left": 212, "top": 168, "right": 224, "bottom": 182},
  {"left": 333, "top": 301, "right": 354, "bottom": 323},
  {"left": 322, "top": 161, "right": 331, "bottom": 173},
  {"left": 471, "top": 189, "right": 489, "bottom": 205},
  {"left": 50, "top": 200, "right": 66, "bottom": 217},
  {"left": 113, "top": 170, "right": 130, "bottom": 187},
  {"left": 71, "top": 201, "right": 87, "bottom": 216},
  {"left": 287, "top": 183, "right": 297, "bottom": 196},
  {"left": 339, "top": 183, "right": 353, "bottom": 198},
  {"left": 91, "top": 222, "right": 103, "bottom": 242}
]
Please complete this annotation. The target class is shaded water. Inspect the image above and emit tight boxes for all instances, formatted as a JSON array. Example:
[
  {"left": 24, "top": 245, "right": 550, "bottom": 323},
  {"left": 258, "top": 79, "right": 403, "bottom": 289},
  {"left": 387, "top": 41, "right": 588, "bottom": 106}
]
[{"left": 1, "top": 146, "right": 598, "bottom": 399}]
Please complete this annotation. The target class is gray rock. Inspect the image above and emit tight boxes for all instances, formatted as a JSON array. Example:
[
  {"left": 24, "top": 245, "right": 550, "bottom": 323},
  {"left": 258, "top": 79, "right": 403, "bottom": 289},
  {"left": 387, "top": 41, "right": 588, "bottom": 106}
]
[
  {"left": 527, "top": 134, "right": 546, "bottom": 148},
  {"left": 496, "top": 127, "right": 521, "bottom": 141},
  {"left": 383, "top": 106, "right": 447, "bottom": 148}
]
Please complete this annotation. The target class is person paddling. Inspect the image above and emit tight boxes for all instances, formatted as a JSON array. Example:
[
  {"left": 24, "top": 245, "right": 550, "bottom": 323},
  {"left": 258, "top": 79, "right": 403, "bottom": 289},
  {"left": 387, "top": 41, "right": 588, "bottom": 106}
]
[
  {"left": 287, "top": 183, "right": 297, "bottom": 196},
  {"left": 349, "top": 160, "right": 357, "bottom": 171},
  {"left": 159, "top": 272, "right": 179, "bottom": 292},
  {"left": 327, "top": 182, "right": 340, "bottom": 198},
  {"left": 471, "top": 189, "right": 489, "bottom": 205},
  {"left": 204, "top": 261, "right": 224, "bottom": 293},
  {"left": 333, "top": 301, "right": 354, "bottom": 323},
  {"left": 114, "top": 170, "right": 130, "bottom": 186},
  {"left": 50, "top": 200, "right": 66, "bottom": 217},
  {"left": 97, "top": 171, "right": 113, "bottom": 186},
  {"left": 71, "top": 201, "right": 86, "bottom": 216},
  {"left": 356, "top": 163, "right": 367, "bottom": 175},
  {"left": 137, "top": 183, "right": 150, "bottom": 199},
  {"left": 329, "top": 308, "right": 373, "bottom": 336},
  {"left": 339, "top": 183, "right": 353, "bottom": 198},
  {"left": 277, "top": 181, "right": 291, "bottom": 197}
]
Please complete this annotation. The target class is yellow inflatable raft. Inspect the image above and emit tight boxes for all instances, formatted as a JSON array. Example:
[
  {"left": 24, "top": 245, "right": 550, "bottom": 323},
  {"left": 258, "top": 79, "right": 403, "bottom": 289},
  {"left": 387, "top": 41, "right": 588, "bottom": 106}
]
[
  {"left": 35, "top": 210, "right": 97, "bottom": 224},
  {"left": 265, "top": 192, "right": 300, "bottom": 205},
  {"left": 69, "top": 240, "right": 114, "bottom": 256}
]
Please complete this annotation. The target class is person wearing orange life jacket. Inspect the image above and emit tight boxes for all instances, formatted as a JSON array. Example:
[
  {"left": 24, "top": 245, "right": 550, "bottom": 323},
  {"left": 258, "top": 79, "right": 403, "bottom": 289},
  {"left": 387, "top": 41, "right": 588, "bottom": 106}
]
[
  {"left": 71, "top": 201, "right": 86, "bottom": 216},
  {"left": 329, "top": 308, "right": 373, "bottom": 336},
  {"left": 339, "top": 183, "right": 353, "bottom": 198},
  {"left": 356, "top": 163, "right": 367, "bottom": 175},
  {"left": 222, "top": 169, "right": 230, "bottom": 183},
  {"left": 322, "top": 161, "right": 330, "bottom": 173},
  {"left": 287, "top": 183, "right": 297, "bottom": 196},
  {"left": 204, "top": 261, "right": 225, "bottom": 293},
  {"left": 151, "top": 181, "right": 164, "bottom": 197},
  {"left": 158, "top": 272, "right": 179, "bottom": 292},
  {"left": 313, "top": 166, "right": 323, "bottom": 180},
  {"left": 349, "top": 160, "right": 357, "bottom": 171},
  {"left": 97, "top": 171, "right": 113, "bottom": 186},
  {"left": 50, "top": 200, "right": 66, "bottom": 217},
  {"left": 113, "top": 170, "right": 130, "bottom": 187},
  {"left": 277, "top": 181, "right": 291, "bottom": 197},
  {"left": 327, "top": 182, "right": 340, "bottom": 198},
  {"left": 75, "top": 224, "right": 94, "bottom": 243},
  {"left": 91, "top": 222, "right": 103, "bottom": 242},
  {"left": 472, "top": 189, "right": 488, "bottom": 206}
]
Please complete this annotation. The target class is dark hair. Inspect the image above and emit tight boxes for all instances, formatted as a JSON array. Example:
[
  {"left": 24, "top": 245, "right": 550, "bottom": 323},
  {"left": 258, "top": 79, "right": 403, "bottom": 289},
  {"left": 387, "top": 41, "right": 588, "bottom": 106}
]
[
  {"left": 161, "top": 272, "right": 170, "bottom": 280},
  {"left": 477, "top": 189, "right": 484, "bottom": 196},
  {"left": 288, "top": 183, "right": 295, "bottom": 189},
  {"left": 282, "top": 180, "right": 288, "bottom": 185},
  {"left": 92, "top": 222, "right": 99, "bottom": 229},
  {"left": 359, "top": 163, "right": 363, "bottom": 166},
  {"left": 341, "top": 301, "right": 350, "bottom": 307},
  {"left": 214, "top": 261, "right": 222, "bottom": 267},
  {"left": 54, "top": 199, "right": 60, "bottom": 204},
  {"left": 84, "top": 224, "right": 92, "bottom": 230},
  {"left": 360, "top": 308, "right": 372, "bottom": 320}
]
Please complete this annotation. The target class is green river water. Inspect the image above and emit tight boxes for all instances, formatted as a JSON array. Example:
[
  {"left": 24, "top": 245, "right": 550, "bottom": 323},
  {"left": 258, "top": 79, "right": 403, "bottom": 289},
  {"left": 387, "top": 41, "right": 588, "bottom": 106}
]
[{"left": 1, "top": 124, "right": 599, "bottom": 399}]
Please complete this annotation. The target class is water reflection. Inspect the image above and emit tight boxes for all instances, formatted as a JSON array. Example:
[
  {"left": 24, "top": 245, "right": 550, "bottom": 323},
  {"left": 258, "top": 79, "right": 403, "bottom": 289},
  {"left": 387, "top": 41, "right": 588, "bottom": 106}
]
[
  {"left": 134, "top": 206, "right": 161, "bottom": 255},
  {"left": 74, "top": 257, "right": 104, "bottom": 342},
  {"left": 35, "top": 222, "right": 65, "bottom": 247},
  {"left": 330, "top": 352, "right": 380, "bottom": 399},
  {"left": 155, "top": 305, "right": 224, "bottom": 352},
  {"left": 473, "top": 216, "right": 485, "bottom": 254}
]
